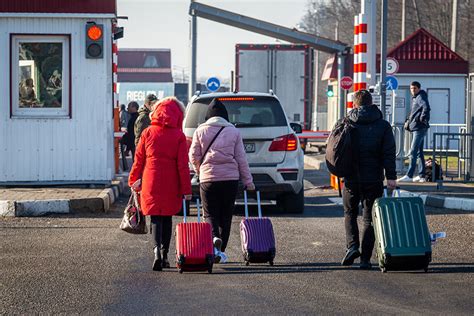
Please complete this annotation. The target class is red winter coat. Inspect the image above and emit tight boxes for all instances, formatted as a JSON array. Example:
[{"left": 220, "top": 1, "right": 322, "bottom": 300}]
[{"left": 128, "top": 99, "right": 192, "bottom": 216}]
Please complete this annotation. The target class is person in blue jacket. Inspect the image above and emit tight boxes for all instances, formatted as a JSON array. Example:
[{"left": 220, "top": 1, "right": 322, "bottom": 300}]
[{"left": 398, "top": 81, "right": 431, "bottom": 183}]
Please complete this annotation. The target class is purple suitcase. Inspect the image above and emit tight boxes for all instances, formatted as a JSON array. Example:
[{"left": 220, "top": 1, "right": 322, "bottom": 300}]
[{"left": 240, "top": 190, "right": 276, "bottom": 266}]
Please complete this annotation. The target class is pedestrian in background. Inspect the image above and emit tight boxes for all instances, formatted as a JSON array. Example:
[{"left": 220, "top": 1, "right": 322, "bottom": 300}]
[
  {"left": 119, "top": 103, "right": 130, "bottom": 130},
  {"left": 134, "top": 93, "right": 158, "bottom": 146},
  {"left": 398, "top": 81, "right": 431, "bottom": 183},
  {"left": 340, "top": 90, "right": 396, "bottom": 269},
  {"left": 122, "top": 101, "right": 139, "bottom": 159},
  {"left": 189, "top": 98, "right": 255, "bottom": 263},
  {"left": 129, "top": 97, "right": 192, "bottom": 271}
]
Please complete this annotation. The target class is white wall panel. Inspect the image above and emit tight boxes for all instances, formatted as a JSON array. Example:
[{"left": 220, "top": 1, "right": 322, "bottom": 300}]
[{"left": 0, "top": 17, "right": 114, "bottom": 182}]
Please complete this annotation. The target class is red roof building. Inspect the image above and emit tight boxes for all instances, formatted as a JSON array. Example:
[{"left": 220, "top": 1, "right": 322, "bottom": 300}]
[
  {"left": 117, "top": 49, "right": 173, "bottom": 83},
  {"left": 322, "top": 28, "right": 469, "bottom": 80}
]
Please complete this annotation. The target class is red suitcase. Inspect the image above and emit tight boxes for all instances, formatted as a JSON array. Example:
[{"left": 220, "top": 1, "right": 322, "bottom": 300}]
[
  {"left": 240, "top": 190, "right": 276, "bottom": 266},
  {"left": 175, "top": 199, "right": 214, "bottom": 274}
]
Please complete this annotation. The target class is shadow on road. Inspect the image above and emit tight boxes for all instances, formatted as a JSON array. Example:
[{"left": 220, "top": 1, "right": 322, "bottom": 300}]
[{"left": 217, "top": 262, "right": 347, "bottom": 274}]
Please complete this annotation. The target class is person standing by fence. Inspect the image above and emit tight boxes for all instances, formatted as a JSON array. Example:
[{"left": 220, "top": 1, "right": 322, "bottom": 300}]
[{"left": 398, "top": 81, "right": 431, "bottom": 183}]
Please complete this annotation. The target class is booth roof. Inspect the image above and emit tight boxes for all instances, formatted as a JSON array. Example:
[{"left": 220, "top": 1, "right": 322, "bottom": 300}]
[{"left": 0, "top": 0, "right": 116, "bottom": 14}]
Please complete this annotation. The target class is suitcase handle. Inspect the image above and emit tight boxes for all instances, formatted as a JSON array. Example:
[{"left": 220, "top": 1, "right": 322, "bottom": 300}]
[
  {"left": 196, "top": 198, "right": 202, "bottom": 223},
  {"left": 243, "top": 190, "right": 262, "bottom": 219},
  {"left": 383, "top": 186, "right": 401, "bottom": 198},
  {"left": 182, "top": 198, "right": 187, "bottom": 223}
]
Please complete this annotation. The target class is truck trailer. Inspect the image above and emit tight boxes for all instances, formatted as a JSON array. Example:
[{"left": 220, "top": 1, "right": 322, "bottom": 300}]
[{"left": 235, "top": 44, "right": 314, "bottom": 131}]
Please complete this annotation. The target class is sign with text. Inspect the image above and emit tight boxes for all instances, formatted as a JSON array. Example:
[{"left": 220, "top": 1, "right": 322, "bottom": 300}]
[{"left": 340, "top": 76, "right": 353, "bottom": 90}]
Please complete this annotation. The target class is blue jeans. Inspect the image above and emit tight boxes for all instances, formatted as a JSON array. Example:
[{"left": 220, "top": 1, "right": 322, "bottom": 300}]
[{"left": 407, "top": 129, "right": 427, "bottom": 178}]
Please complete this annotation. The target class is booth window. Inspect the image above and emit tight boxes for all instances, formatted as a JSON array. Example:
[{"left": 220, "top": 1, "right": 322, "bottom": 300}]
[{"left": 11, "top": 35, "right": 70, "bottom": 118}]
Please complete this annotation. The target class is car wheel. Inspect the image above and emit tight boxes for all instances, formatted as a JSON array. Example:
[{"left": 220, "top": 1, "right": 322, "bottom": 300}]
[{"left": 277, "top": 186, "right": 304, "bottom": 214}]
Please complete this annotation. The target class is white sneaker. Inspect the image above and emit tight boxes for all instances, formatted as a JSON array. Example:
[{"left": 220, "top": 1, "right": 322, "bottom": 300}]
[
  {"left": 413, "top": 176, "right": 426, "bottom": 183},
  {"left": 397, "top": 175, "right": 413, "bottom": 182},
  {"left": 219, "top": 252, "right": 228, "bottom": 264}
]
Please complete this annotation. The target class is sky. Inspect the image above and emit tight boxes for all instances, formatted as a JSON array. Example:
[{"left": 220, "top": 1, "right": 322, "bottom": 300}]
[{"left": 117, "top": 0, "right": 309, "bottom": 83}]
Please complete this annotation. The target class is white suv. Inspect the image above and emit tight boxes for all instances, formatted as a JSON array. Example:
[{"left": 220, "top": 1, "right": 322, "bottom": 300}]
[{"left": 183, "top": 92, "right": 304, "bottom": 213}]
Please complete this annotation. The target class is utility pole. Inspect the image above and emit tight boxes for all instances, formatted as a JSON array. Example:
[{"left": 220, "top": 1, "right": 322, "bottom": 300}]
[
  {"left": 401, "top": 0, "right": 406, "bottom": 41},
  {"left": 380, "top": 0, "right": 388, "bottom": 120},
  {"left": 451, "top": 0, "right": 458, "bottom": 51},
  {"left": 188, "top": 0, "right": 197, "bottom": 100}
]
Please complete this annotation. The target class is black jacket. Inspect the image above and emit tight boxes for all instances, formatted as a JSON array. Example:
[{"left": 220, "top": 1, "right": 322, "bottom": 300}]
[
  {"left": 408, "top": 90, "right": 430, "bottom": 131},
  {"left": 344, "top": 105, "right": 396, "bottom": 183}
]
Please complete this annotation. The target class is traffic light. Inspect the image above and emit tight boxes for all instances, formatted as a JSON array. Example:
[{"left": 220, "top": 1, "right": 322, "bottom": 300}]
[
  {"left": 86, "top": 23, "right": 104, "bottom": 59},
  {"left": 326, "top": 85, "right": 335, "bottom": 97}
]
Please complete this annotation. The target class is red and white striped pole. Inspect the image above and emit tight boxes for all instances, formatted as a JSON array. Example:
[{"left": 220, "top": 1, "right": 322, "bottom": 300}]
[
  {"left": 112, "top": 29, "right": 119, "bottom": 109},
  {"left": 357, "top": 13, "right": 368, "bottom": 91},
  {"left": 346, "top": 92, "right": 354, "bottom": 112},
  {"left": 354, "top": 14, "right": 368, "bottom": 92},
  {"left": 353, "top": 15, "right": 359, "bottom": 92}
]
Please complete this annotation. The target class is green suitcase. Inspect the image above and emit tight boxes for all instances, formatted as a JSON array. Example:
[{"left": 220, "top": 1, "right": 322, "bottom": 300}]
[{"left": 372, "top": 190, "right": 432, "bottom": 273}]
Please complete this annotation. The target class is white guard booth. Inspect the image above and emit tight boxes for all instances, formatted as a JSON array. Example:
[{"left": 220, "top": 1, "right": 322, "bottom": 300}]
[{"left": 0, "top": 0, "right": 117, "bottom": 184}]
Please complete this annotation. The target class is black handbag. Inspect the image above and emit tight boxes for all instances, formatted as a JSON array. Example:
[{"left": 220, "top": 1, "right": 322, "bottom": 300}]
[
  {"left": 194, "top": 126, "right": 225, "bottom": 183},
  {"left": 120, "top": 191, "right": 147, "bottom": 234}
]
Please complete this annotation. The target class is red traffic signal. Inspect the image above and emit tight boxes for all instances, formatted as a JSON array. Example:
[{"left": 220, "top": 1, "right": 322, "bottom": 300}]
[{"left": 86, "top": 23, "right": 103, "bottom": 59}]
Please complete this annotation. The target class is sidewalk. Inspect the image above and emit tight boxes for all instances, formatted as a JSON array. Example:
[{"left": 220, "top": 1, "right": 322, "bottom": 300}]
[
  {"left": 0, "top": 173, "right": 129, "bottom": 217},
  {"left": 305, "top": 152, "right": 474, "bottom": 212}
]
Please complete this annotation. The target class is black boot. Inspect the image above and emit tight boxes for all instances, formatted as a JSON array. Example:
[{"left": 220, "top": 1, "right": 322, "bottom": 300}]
[
  {"left": 152, "top": 246, "right": 162, "bottom": 271},
  {"left": 161, "top": 249, "right": 170, "bottom": 268}
]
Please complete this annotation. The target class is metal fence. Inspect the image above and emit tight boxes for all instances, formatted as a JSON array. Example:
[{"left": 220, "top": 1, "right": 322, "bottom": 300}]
[
  {"left": 431, "top": 132, "right": 474, "bottom": 183},
  {"left": 393, "top": 124, "right": 469, "bottom": 182}
]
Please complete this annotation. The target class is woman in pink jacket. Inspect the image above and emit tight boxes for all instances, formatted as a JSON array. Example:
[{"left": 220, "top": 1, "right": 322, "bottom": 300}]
[{"left": 189, "top": 98, "right": 255, "bottom": 263}]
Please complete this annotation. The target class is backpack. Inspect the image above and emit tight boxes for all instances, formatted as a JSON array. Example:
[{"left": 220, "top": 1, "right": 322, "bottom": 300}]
[
  {"left": 425, "top": 158, "right": 442, "bottom": 182},
  {"left": 325, "top": 118, "right": 357, "bottom": 177}
]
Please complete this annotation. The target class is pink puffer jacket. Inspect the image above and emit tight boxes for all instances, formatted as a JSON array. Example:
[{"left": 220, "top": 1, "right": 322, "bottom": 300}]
[{"left": 189, "top": 117, "right": 253, "bottom": 187}]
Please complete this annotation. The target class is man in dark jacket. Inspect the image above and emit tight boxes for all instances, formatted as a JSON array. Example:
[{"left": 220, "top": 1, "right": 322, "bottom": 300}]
[
  {"left": 398, "top": 81, "right": 430, "bottom": 183},
  {"left": 341, "top": 90, "right": 396, "bottom": 269},
  {"left": 124, "top": 101, "right": 139, "bottom": 159},
  {"left": 134, "top": 94, "right": 158, "bottom": 146}
]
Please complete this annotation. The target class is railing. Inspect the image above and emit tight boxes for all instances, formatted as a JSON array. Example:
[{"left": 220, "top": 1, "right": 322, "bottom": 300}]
[
  {"left": 432, "top": 132, "right": 474, "bottom": 183},
  {"left": 393, "top": 123, "right": 467, "bottom": 176}
]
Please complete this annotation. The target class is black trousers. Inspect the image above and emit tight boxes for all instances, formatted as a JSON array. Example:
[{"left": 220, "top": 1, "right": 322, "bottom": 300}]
[
  {"left": 200, "top": 180, "right": 239, "bottom": 252},
  {"left": 342, "top": 181, "right": 383, "bottom": 261},
  {"left": 150, "top": 215, "right": 172, "bottom": 252}
]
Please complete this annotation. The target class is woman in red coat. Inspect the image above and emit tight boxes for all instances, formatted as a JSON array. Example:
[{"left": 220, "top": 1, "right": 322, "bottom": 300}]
[{"left": 129, "top": 97, "right": 192, "bottom": 271}]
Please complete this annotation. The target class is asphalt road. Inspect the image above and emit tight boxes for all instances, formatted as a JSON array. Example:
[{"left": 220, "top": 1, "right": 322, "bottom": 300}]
[{"left": 1, "top": 169, "right": 473, "bottom": 315}]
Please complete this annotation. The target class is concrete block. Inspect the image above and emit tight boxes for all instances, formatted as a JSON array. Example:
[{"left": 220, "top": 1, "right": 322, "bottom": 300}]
[
  {"left": 0, "top": 200, "right": 15, "bottom": 216},
  {"left": 69, "top": 198, "right": 103, "bottom": 213},
  {"left": 425, "top": 195, "right": 445, "bottom": 208},
  {"left": 98, "top": 191, "right": 111, "bottom": 212},
  {"left": 304, "top": 155, "right": 327, "bottom": 171},
  {"left": 15, "top": 199, "right": 69, "bottom": 217},
  {"left": 112, "top": 186, "right": 120, "bottom": 199}
]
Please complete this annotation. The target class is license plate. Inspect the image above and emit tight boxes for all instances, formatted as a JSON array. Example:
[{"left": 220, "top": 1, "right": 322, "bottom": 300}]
[{"left": 244, "top": 143, "right": 255, "bottom": 153}]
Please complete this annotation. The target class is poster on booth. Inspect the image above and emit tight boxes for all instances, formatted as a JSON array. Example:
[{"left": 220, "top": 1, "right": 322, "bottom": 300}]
[{"left": 118, "top": 82, "right": 175, "bottom": 106}]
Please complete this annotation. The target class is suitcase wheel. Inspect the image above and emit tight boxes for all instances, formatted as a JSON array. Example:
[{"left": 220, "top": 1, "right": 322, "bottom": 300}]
[
  {"left": 381, "top": 267, "right": 387, "bottom": 273},
  {"left": 179, "top": 268, "right": 184, "bottom": 274},
  {"left": 269, "top": 261, "right": 274, "bottom": 266}
]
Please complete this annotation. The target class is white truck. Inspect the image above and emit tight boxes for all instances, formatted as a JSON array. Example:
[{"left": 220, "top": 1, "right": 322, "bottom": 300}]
[{"left": 235, "top": 44, "right": 314, "bottom": 132}]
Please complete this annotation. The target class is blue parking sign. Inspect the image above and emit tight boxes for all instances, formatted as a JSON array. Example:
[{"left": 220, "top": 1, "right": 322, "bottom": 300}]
[
  {"left": 386, "top": 76, "right": 399, "bottom": 90},
  {"left": 206, "top": 77, "right": 220, "bottom": 92}
]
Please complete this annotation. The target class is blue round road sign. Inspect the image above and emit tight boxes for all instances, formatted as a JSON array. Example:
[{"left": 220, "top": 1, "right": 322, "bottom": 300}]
[
  {"left": 386, "top": 76, "right": 399, "bottom": 90},
  {"left": 206, "top": 77, "right": 221, "bottom": 92}
]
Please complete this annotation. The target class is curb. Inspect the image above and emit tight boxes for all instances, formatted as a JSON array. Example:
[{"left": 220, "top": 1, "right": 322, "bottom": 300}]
[
  {"left": 305, "top": 153, "right": 474, "bottom": 212},
  {"left": 0, "top": 174, "right": 129, "bottom": 217},
  {"left": 304, "top": 155, "right": 327, "bottom": 171}
]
